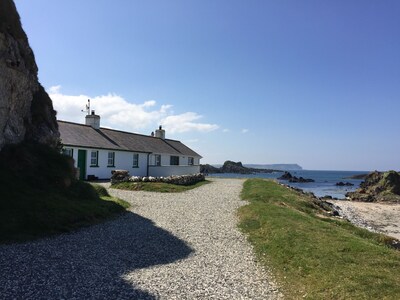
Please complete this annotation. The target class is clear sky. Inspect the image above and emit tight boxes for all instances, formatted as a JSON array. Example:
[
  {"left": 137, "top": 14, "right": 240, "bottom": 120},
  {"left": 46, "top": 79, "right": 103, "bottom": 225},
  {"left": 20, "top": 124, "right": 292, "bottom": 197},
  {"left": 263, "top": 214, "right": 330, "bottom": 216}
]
[{"left": 15, "top": 0, "right": 400, "bottom": 171}]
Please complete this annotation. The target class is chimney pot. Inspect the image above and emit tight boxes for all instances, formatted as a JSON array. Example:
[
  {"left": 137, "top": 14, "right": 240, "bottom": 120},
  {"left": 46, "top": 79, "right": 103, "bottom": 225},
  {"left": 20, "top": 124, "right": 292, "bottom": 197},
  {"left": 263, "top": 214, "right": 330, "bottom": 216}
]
[
  {"left": 155, "top": 125, "right": 165, "bottom": 139},
  {"left": 85, "top": 112, "right": 100, "bottom": 129}
]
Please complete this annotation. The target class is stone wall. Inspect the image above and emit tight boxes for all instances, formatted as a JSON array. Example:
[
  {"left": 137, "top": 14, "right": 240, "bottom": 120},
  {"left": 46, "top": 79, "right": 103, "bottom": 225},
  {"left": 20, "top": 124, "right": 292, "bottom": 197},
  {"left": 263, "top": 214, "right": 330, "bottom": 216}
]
[{"left": 111, "top": 170, "right": 205, "bottom": 186}]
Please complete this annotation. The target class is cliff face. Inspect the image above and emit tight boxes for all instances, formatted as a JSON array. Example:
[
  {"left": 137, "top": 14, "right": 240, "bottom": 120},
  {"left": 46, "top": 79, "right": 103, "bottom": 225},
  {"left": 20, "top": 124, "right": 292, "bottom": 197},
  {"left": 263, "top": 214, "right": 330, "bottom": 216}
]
[{"left": 0, "top": 0, "right": 59, "bottom": 150}]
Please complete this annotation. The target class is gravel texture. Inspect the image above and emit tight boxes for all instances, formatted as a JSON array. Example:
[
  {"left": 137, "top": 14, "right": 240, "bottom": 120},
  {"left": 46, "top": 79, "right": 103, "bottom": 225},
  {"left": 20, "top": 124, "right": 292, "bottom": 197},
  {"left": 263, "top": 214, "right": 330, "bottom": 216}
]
[{"left": 0, "top": 178, "right": 281, "bottom": 299}]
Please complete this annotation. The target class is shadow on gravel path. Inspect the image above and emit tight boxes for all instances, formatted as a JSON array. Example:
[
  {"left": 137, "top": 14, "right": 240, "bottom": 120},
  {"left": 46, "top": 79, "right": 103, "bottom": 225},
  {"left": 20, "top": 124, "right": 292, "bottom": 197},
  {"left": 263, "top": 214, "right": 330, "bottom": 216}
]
[{"left": 0, "top": 211, "right": 193, "bottom": 299}]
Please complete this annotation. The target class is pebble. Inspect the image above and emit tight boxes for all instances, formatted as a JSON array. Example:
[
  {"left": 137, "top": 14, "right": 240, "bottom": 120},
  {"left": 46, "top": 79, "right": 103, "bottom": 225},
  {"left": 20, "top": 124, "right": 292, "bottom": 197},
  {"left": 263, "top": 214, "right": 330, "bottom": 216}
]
[{"left": 0, "top": 178, "right": 281, "bottom": 299}]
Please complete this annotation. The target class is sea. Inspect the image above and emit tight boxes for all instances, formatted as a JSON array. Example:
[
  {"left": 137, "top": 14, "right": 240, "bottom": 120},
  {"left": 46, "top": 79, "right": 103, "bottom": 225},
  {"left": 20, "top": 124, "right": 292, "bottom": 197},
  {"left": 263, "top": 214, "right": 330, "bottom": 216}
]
[{"left": 208, "top": 170, "right": 368, "bottom": 199}]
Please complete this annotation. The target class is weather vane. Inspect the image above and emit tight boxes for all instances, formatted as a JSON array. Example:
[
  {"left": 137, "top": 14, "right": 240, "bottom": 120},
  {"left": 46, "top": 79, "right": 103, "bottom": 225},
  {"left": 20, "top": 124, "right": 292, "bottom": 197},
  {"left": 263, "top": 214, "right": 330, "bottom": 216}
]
[{"left": 81, "top": 99, "right": 90, "bottom": 115}]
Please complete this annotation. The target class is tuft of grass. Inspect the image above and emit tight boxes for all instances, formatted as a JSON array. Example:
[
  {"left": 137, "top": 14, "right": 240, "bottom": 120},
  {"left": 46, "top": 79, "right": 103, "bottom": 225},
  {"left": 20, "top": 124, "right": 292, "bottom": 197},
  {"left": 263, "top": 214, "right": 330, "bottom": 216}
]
[
  {"left": 0, "top": 143, "right": 129, "bottom": 244},
  {"left": 238, "top": 179, "right": 400, "bottom": 299},
  {"left": 111, "top": 180, "right": 210, "bottom": 193}
]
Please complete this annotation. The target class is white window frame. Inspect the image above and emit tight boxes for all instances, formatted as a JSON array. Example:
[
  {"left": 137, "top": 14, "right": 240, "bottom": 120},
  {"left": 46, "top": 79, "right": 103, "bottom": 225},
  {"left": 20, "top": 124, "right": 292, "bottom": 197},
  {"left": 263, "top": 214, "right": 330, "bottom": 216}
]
[
  {"left": 107, "top": 151, "right": 115, "bottom": 167},
  {"left": 132, "top": 153, "right": 139, "bottom": 168},
  {"left": 188, "top": 157, "right": 194, "bottom": 166}
]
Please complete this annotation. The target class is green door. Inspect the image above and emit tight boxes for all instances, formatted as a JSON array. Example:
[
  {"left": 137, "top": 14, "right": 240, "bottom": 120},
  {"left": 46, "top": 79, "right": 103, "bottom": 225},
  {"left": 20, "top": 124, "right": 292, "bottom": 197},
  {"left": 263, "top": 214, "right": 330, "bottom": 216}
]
[{"left": 77, "top": 149, "right": 87, "bottom": 180}]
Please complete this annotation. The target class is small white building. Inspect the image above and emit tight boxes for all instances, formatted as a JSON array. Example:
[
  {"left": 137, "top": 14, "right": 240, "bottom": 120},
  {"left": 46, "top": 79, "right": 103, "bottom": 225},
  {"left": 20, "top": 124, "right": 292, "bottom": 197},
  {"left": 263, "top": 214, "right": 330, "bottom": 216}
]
[{"left": 58, "top": 112, "right": 202, "bottom": 180}]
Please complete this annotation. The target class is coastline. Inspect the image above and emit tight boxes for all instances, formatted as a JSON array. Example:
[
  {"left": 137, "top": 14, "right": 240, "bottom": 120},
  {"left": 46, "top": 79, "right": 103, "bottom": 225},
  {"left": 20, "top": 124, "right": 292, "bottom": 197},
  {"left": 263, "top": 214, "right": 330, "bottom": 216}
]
[
  {"left": 208, "top": 170, "right": 366, "bottom": 199},
  {"left": 328, "top": 200, "right": 400, "bottom": 241},
  {"left": 279, "top": 182, "right": 400, "bottom": 244}
]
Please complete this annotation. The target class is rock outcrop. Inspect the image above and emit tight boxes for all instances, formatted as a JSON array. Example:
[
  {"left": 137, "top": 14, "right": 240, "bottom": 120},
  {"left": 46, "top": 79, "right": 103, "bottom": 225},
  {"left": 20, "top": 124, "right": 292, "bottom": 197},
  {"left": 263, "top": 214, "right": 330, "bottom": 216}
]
[
  {"left": 0, "top": 0, "right": 59, "bottom": 150},
  {"left": 346, "top": 171, "right": 400, "bottom": 202},
  {"left": 278, "top": 171, "right": 315, "bottom": 183},
  {"left": 200, "top": 161, "right": 280, "bottom": 174},
  {"left": 200, "top": 164, "right": 221, "bottom": 174},
  {"left": 336, "top": 182, "right": 354, "bottom": 186}
]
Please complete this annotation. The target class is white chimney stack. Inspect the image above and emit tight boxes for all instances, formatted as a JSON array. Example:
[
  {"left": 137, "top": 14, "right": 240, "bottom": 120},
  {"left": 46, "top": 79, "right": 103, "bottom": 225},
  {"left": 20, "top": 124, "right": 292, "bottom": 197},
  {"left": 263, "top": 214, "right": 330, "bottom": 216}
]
[
  {"left": 85, "top": 110, "right": 100, "bottom": 129},
  {"left": 155, "top": 125, "right": 165, "bottom": 139}
]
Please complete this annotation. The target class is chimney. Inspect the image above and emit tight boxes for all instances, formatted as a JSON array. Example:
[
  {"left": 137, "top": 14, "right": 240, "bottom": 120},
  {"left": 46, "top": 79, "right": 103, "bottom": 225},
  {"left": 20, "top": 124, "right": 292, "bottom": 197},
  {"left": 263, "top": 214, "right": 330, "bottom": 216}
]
[
  {"left": 155, "top": 125, "right": 165, "bottom": 139},
  {"left": 85, "top": 110, "right": 100, "bottom": 129}
]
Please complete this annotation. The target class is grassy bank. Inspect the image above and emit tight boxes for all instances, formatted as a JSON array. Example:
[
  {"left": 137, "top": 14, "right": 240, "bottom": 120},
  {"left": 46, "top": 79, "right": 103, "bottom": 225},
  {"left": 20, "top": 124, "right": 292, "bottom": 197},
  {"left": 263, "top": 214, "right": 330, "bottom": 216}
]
[
  {"left": 111, "top": 180, "right": 210, "bottom": 193},
  {"left": 238, "top": 179, "right": 400, "bottom": 299},
  {"left": 0, "top": 143, "right": 129, "bottom": 244}
]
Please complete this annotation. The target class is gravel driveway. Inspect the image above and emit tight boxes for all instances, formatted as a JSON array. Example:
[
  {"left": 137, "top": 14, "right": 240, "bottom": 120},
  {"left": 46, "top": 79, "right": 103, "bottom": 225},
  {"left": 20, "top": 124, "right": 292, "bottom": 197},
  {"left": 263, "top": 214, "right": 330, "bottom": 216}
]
[{"left": 0, "top": 178, "right": 280, "bottom": 299}]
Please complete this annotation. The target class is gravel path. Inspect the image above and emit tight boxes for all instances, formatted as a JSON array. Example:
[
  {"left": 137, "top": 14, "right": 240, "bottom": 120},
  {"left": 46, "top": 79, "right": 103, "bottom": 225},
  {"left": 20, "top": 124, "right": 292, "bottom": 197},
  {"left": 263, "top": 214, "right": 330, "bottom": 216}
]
[{"left": 0, "top": 178, "right": 281, "bottom": 299}]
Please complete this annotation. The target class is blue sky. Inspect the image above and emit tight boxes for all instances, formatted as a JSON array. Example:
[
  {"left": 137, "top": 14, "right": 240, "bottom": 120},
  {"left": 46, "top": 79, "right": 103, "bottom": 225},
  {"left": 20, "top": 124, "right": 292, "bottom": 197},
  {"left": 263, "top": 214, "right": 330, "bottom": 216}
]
[{"left": 15, "top": 0, "right": 400, "bottom": 171}]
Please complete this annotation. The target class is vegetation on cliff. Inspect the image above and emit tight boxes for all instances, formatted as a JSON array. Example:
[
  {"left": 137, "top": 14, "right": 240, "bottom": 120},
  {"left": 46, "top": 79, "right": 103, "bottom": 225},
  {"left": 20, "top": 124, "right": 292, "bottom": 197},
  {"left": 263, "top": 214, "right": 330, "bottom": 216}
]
[
  {"left": 346, "top": 171, "right": 400, "bottom": 202},
  {"left": 239, "top": 179, "right": 400, "bottom": 299},
  {"left": 0, "top": 143, "right": 129, "bottom": 244}
]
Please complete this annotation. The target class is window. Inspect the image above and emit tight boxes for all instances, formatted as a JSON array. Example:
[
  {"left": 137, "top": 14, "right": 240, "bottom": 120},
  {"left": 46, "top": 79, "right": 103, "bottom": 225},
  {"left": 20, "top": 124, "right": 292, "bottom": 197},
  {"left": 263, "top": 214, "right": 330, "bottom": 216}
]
[
  {"left": 188, "top": 157, "right": 194, "bottom": 166},
  {"left": 170, "top": 156, "right": 179, "bottom": 166},
  {"left": 63, "top": 148, "right": 73, "bottom": 157},
  {"left": 155, "top": 154, "right": 161, "bottom": 166},
  {"left": 132, "top": 153, "right": 139, "bottom": 167},
  {"left": 90, "top": 151, "right": 98, "bottom": 166},
  {"left": 107, "top": 152, "right": 115, "bottom": 167}
]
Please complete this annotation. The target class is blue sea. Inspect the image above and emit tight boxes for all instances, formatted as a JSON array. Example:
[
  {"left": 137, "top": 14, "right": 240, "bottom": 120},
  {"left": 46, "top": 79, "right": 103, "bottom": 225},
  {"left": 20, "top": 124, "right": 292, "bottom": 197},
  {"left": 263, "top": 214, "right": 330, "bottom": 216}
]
[{"left": 209, "top": 170, "right": 368, "bottom": 199}]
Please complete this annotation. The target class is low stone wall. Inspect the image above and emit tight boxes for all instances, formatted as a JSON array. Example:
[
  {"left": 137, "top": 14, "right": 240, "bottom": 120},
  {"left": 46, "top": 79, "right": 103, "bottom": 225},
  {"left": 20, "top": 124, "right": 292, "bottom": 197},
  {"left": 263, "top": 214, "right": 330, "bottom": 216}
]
[{"left": 111, "top": 170, "right": 205, "bottom": 186}]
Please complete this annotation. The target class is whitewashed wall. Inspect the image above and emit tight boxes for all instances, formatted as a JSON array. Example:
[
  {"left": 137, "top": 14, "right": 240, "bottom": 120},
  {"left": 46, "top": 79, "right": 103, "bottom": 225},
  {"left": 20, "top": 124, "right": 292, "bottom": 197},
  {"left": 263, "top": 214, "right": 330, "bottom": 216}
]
[
  {"left": 149, "top": 153, "right": 201, "bottom": 166},
  {"left": 65, "top": 147, "right": 201, "bottom": 180},
  {"left": 66, "top": 147, "right": 148, "bottom": 179},
  {"left": 149, "top": 165, "right": 200, "bottom": 177}
]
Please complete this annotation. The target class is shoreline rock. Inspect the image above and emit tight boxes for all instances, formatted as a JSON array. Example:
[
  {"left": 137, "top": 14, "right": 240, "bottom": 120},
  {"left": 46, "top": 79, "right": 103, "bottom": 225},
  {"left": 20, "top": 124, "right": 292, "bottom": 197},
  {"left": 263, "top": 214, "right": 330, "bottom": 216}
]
[
  {"left": 346, "top": 171, "right": 400, "bottom": 203},
  {"left": 277, "top": 171, "right": 315, "bottom": 183},
  {"left": 336, "top": 182, "right": 354, "bottom": 186}
]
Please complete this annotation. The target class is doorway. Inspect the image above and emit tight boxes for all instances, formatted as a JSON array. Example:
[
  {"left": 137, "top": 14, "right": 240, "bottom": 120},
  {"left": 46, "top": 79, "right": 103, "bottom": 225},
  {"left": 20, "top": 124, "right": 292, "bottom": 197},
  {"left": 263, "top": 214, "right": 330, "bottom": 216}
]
[{"left": 77, "top": 149, "right": 87, "bottom": 180}]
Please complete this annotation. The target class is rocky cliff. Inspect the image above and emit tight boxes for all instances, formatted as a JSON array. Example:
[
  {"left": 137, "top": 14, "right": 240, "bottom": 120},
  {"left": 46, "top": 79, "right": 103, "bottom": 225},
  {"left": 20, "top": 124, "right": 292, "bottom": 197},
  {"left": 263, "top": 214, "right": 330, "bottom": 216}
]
[
  {"left": 0, "top": 0, "right": 59, "bottom": 150},
  {"left": 346, "top": 171, "right": 400, "bottom": 202}
]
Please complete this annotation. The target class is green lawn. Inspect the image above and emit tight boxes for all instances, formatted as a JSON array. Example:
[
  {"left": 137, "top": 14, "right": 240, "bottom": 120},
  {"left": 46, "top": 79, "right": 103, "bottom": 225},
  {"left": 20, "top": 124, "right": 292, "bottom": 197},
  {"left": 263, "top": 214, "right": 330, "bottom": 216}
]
[
  {"left": 238, "top": 179, "right": 400, "bottom": 299},
  {"left": 111, "top": 180, "right": 210, "bottom": 193}
]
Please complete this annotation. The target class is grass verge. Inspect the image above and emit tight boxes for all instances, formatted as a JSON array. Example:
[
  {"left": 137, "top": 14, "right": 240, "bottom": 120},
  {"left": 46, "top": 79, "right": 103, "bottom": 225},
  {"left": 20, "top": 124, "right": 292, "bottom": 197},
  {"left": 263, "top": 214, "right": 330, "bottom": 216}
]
[
  {"left": 111, "top": 180, "right": 210, "bottom": 193},
  {"left": 238, "top": 179, "right": 400, "bottom": 299},
  {"left": 0, "top": 142, "right": 129, "bottom": 244}
]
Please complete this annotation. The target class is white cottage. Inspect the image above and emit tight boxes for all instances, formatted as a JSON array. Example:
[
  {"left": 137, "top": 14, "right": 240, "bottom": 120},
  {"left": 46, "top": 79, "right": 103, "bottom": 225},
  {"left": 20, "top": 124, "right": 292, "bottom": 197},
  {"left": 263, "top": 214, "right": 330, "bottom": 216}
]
[{"left": 58, "top": 112, "right": 202, "bottom": 180}]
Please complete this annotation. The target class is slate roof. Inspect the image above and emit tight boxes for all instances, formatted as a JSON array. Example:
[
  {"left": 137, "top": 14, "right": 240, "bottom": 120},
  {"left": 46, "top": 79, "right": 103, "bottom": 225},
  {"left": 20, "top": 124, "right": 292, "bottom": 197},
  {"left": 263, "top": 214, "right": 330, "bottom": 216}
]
[{"left": 58, "top": 121, "right": 202, "bottom": 157}]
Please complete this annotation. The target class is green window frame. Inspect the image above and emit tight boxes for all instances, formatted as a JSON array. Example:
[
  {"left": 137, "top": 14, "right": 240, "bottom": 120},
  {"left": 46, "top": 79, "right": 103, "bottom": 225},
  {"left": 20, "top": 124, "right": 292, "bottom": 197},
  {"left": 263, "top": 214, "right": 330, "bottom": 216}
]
[
  {"left": 107, "top": 152, "right": 115, "bottom": 167},
  {"left": 170, "top": 156, "right": 179, "bottom": 166},
  {"left": 132, "top": 153, "right": 139, "bottom": 167},
  {"left": 155, "top": 154, "right": 161, "bottom": 166},
  {"left": 90, "top": 150, "right": 99, "bottom": 167}
]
